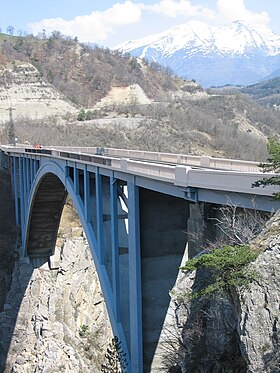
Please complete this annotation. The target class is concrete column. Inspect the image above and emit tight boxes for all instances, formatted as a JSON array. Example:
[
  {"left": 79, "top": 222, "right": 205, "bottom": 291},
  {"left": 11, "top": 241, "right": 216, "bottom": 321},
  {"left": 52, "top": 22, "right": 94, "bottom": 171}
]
[
  {"left": 187, "top": 202, "right": 206, "bottom": 259},
  {"left": 139, "top": 189, "right": 189, "bottom": 372}
]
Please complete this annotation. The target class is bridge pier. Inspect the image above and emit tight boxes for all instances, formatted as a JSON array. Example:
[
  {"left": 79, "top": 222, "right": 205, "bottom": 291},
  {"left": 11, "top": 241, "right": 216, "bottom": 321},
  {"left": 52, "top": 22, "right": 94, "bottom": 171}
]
[
  {"left": 139, "top": 189, "right": 190, "bottom": 371},
  {"left": 187, "top": 202, "right": 219, "bottom": 259}
]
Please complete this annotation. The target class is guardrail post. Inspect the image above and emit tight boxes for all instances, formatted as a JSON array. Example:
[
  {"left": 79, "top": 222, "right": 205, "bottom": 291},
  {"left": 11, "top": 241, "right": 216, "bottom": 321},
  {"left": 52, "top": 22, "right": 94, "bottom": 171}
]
[
  {"left": 175, "top": 166, "right": 192, "bottom": 187},
  {"left": 120, "top": 159, "right": 128, "bottom": 172},
  {"left": 200, "top": 156, "right": 211, "bottom": 167}
]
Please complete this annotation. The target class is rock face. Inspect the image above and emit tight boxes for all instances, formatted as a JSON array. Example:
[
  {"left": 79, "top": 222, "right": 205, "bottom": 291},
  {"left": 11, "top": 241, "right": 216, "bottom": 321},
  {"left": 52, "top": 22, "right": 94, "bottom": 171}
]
[
  {"left": 0, "top": 233, "right": 113, "bottom": 372},
  {"left": 0, "top": 62, "right": 77, "bottom": 124},
  {"left": 239, "top": 215, "right": 280, "bottom": 373},
  {"left": 165, "top": 212, "right": 280, "bottom": 373}
]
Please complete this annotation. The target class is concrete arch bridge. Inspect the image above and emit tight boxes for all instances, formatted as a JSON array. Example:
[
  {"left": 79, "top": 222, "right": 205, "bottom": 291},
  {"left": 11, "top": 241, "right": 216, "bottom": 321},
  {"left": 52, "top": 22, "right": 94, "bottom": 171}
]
[{"left": 0, "top": 145, "right": 279, "bottom": 372}]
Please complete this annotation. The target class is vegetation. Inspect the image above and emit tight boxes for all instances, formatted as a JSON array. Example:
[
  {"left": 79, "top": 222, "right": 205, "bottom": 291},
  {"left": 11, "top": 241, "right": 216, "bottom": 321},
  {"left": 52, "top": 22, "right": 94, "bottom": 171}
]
[
  {"left": 0, "top": 33, "right": 177, "bottom": 107},
  {"left": 180, "top": 245, "right": 259, "bottom": 299},
  {"left": 209, "top": 77, "right": 280, "bottom": 108},
  {"left": 101, "top": 336, "right": 128, "bottom": 373},
  {"left": 253, "top": 137, "right": 280, "bottom": 199},
  {"left": 241, "top": 77, "right": 280, "bottom": 106},
  {"left": 79, "top": 324, "right": 89, "bottom": 338},
  {"left": 77, "top": 108, "right": 101, "bottom": 121}
]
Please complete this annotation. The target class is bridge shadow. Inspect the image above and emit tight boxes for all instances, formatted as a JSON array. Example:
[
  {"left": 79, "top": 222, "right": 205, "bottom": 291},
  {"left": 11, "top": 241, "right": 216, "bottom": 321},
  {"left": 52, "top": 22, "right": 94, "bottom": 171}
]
[
  {"left": 139, "top": 189, "right": 191, "bottom": 372},
  {"left": 0, "top": 168, "right": 33, "bottom": 371},
  {"left": 0, "top": 259, "right": 33, "bottom": 371}
]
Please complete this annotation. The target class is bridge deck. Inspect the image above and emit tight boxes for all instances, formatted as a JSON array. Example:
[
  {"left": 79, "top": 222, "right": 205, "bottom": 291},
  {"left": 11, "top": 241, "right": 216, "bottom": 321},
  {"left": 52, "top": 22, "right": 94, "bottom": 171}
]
[{"left": 1, "top": 144, "right": 279, "bottom": 199}]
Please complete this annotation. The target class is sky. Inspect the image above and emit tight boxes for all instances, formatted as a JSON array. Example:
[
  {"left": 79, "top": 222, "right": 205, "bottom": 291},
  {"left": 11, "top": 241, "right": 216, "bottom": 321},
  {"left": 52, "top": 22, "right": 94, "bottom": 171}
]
[{"left": 1, "top": 0, "right": 280, "bottom": 48}]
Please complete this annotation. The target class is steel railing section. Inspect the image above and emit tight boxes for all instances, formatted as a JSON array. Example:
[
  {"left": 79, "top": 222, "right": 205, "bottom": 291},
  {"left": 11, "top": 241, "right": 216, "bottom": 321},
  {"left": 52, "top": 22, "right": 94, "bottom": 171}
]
[
  {"left": 48, "top": 145, "right": 261, "bottom": 172},
  {"left": 1, "top": 144, "right": 278, "bottom": 196}
]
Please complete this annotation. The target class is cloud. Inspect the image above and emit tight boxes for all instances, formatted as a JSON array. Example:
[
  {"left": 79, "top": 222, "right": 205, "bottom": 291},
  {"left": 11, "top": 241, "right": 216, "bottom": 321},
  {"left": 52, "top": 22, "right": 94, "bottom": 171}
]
[
  {"left": 28, "top": 1, "right": 142, "bottom": 43},
  {"left": 27, "top": 0, "right": 272, "bottom": 46},
  {"left": 216, "top": 0, "right": 270, "bottom": 26},
  {"left": 143, "top": 0, "right": 215, "bottom": 19}
]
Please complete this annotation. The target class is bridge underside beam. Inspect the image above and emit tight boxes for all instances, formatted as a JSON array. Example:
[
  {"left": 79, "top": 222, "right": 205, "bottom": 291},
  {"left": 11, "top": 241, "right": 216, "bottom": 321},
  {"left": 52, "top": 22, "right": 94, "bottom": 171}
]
[
  {"left": 26, "top": 173, "right": 67, "bottom": 267},
  {"left": 198, "top": 189, "right": 280, "bottom": 212}
]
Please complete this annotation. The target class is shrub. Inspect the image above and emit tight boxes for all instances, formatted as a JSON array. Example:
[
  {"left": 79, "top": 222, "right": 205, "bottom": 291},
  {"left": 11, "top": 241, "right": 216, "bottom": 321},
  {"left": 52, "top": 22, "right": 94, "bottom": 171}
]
[
  {"left": 77, "top": 109, "right": 86, "bottom": 121},
  {"left": 79, "top": 324, "right": 89, "bottom": 338},
  {"left": 180, "top": 245, "right": 259, "bottom": 298}
]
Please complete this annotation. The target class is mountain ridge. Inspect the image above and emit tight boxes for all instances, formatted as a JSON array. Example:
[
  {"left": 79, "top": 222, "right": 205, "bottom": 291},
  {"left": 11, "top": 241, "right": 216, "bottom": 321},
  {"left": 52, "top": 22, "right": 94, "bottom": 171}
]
[{"left": 117, "top": 20, "right": 280, "bottom": 87}]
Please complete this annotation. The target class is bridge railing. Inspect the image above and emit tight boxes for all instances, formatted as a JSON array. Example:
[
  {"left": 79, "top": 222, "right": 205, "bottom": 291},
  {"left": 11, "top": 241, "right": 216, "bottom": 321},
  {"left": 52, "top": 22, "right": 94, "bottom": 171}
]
[
  {"left": 46, "top": 148, "right": 278, "bottom": 196},
  {"left": 119, "top": 158, "right": 175, "bottom": 182},
  {"left": 1, "top": 145, "right": 279, "bottom": 197},
  {"left": 46, "top": 145, "right": 261, "bottom": 172}
]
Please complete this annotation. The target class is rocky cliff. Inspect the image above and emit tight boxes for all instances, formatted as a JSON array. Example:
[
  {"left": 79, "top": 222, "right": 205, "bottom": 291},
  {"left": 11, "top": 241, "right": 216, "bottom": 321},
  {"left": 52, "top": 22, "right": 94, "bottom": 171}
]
[
  {"left": 0, "top": 199, "right": 112, "bottom": 373},
  {"left": 162, "top": 212, "right": 280, "bottom": 373},
  {"left": 0, "top": 62, "right": 77, "bottom": 124}
]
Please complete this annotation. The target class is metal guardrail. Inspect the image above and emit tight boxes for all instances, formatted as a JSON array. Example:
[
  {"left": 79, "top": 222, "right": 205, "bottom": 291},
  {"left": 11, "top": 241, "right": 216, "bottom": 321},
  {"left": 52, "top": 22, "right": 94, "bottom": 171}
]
[
  {"left": 49, "top": 145, "right": 261, "bottom": 172},
  {"left": 0, "top": 144, "right": 278, "bottom": 197}
]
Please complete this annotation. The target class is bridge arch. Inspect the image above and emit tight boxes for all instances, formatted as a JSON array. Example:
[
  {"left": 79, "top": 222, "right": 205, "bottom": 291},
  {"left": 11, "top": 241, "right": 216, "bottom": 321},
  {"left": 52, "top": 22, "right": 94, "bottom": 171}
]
[
  {"left": 25, "top": 172, "right": 67, "bottom": 266},
  {"left": 22, "top": 160, "right": 132, "bottom": 370},
  {"left": 24, "top": 161, "right": 99, "bottom": 267}
]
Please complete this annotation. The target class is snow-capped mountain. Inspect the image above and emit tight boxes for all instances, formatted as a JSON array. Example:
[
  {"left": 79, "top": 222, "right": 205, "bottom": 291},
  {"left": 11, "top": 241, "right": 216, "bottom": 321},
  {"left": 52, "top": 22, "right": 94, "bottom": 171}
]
[{"left": 116, "top": 21, "right": 280, "bottom": 87}]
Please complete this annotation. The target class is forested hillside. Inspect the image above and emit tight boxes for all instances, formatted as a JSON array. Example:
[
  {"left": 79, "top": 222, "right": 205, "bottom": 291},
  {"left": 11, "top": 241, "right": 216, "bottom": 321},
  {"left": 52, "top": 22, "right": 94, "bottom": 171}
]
[
  {"left": 0, "top": 32, "right": 177, "bottom": 107},
  {"left": 241, "top": 77, "right": 280, "bottom": 107}
]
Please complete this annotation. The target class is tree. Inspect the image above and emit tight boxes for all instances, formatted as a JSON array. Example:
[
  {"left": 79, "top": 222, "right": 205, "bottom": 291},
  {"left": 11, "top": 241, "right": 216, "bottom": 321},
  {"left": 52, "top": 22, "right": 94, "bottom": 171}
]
[
  {"left": 6, "top": 25, "right": 14, "bottom": 36},
  {"left": 51, "top": 30, "right": 63, "bottom": 39},
  {"left": 77, "top": 109, "right": 86, "bottom": 121},
  {"left": 180, "top": 245, "right": 259, "bottom": 299},
  {"left": 253, "top": 137, "right": 280, "bottom": 199},
  {"left": 101, "top": 336, "right": 128, "bottom": 373}
]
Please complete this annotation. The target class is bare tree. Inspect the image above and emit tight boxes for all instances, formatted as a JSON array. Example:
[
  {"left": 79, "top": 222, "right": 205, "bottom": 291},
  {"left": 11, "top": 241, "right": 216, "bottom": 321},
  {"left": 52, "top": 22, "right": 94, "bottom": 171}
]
[
  {"left": 4, "top": 107, "right": 16, "bottom": 144},
  {"left": 208, "top": 198, "right": 271, "bottom": 246}
]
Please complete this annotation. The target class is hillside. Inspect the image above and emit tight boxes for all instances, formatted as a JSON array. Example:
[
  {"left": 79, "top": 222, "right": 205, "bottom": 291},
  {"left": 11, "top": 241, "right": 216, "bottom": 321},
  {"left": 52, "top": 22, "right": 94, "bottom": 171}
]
[
  {"left": 208, "top": 77, "right": 280, "bottom": 108},
  {"left": 0, "top": 34, "right": 178, "bottom": 108},
  {"left": 240, "top": 77, "right": 280, "bottom": 107},
  {"left": 0, "top": 60, "right": 77, "bottom": 123},
  {"left": 0, "top": 33, "right": 280, "bottom": 161}
]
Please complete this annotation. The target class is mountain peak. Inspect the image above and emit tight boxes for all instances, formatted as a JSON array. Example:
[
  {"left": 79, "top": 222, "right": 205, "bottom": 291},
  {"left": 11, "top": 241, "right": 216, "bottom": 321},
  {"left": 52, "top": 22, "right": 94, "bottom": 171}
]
[{"left": 116, "top": 20, "right": 280, "bottom": 87}]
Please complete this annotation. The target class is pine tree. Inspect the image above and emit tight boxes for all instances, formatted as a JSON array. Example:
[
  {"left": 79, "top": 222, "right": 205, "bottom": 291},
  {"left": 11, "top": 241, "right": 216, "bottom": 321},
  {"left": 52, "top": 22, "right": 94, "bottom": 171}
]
[{"left": 253, "top": 137, "right": 280, "bottom": 199}]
